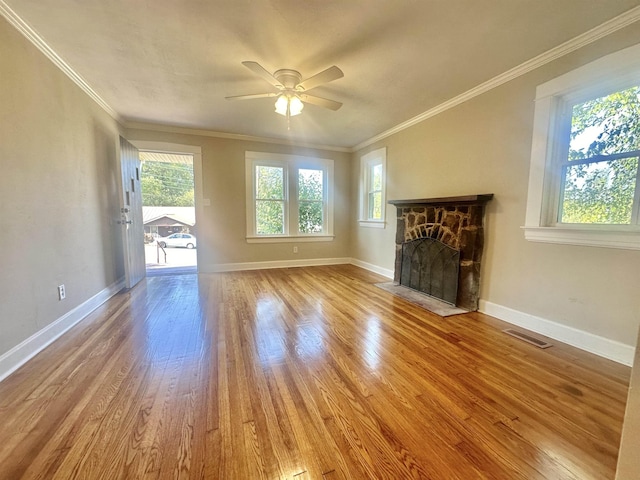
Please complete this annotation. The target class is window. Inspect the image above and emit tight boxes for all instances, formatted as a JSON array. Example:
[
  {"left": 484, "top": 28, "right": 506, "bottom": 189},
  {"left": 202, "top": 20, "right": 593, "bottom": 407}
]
[
  {"left": 255, "top": 164, "right": 286, "bottom": 235},
  {"left": 298, "top": 168, "right": 324, "bottom": 233},
  {"left": 359, "top": 147, "right": 387, "bottom": 228},
  {"left": 524, "top": 42, "right": 640, "bottom": 250},
  {"left": 246, "top": 151, "right": 334, "bottom": 242},
  {"left": 559, "top": 86, "right": 640, "bottom": 225}
]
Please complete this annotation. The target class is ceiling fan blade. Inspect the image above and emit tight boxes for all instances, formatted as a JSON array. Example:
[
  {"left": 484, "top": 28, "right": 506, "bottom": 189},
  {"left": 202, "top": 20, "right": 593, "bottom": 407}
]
[
  {"left": 225, "top": 92, "right": 279, "bottom": 100},
  {"left": 241, "top": 61, "right": 283, "bottom": 88},
  {"left": 299, "top": 94, "right": 342, "bottom": 111},
  {"left": 298, "top": 66, "right": 344, "bottom": 91}
]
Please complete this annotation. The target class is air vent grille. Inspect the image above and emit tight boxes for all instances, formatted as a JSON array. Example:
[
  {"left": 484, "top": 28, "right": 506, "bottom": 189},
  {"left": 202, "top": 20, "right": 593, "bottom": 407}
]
[{"left": 503, "top": 329, "right": 553, "bottom": 349}]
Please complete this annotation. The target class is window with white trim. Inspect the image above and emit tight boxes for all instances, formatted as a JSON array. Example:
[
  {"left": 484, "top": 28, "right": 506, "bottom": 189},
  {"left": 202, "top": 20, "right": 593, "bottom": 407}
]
[
  {"left": 524, "top": 42, "right": 640, "bottom": 250},
  {"left": 359, "top": 147, "right": 387, "bottom": 228},
  {"left": 246, "top": 151, "right": 334, "bottom": 242}
]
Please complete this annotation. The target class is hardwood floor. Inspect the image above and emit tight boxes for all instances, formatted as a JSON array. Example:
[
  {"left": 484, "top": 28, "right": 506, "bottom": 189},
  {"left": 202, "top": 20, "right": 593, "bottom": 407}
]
[{"left": 0, "top": 265, "right": 630, "bottom": 479}]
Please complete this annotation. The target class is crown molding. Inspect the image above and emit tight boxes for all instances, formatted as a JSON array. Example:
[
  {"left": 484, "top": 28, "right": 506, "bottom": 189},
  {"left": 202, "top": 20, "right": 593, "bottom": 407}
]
[
  {"left": 0, "top": 1, "right": 122, "bottom": 123},
  {"left": 4, "top": 0, "right": 639, "bottom": 154},
  {"left": 353, "top": 5, "right": 640, "bottom": 152},
  {"left": 125, "top": 121, "right": 352, "bottom": 153}
]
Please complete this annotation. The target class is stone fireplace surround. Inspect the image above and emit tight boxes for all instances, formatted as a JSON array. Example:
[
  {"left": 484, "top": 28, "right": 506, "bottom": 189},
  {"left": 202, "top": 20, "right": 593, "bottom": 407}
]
[{"left": 389, "top": 194, "right": 493, "bottom": 311}]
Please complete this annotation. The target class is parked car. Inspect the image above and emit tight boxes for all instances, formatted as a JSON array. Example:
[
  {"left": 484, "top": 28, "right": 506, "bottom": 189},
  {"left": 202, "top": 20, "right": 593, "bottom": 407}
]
[{"left": 157, "top": 233, "right": 197, "bottom": 249}]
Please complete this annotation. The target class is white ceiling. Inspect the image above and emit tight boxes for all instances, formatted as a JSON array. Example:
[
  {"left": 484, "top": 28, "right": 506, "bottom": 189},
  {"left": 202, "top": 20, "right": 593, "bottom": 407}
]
[{"left": 4, "top": 0, "right": 640, "bottom": 149}]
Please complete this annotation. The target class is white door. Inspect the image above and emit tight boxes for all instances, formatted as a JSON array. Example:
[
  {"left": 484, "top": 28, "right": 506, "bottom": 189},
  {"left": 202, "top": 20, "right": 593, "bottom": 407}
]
[{"left": 119, "top": 136, "right": 146, "bottom": 288}]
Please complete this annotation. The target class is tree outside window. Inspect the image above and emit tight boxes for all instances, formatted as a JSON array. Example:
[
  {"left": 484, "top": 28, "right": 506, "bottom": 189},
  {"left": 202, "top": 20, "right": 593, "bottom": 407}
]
[
  {"left": 368, "top": 163, "right": 383, "bottom": 220},
  {"left": 255, "top": 165, "right": 286, "bottom": 235},
  {"left": 298, "top": 169, "right": 323, "bottom": 233},
  {"left": 560, "top": 85, "right": 640, "bottom": 224}
]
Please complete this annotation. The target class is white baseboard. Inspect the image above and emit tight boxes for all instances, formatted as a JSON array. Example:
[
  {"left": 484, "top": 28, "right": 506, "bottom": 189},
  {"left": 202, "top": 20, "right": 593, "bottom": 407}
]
[
  {"left": 201, "top": 257, "right": 352, "bottom": 273},
  {"left": 345, "top": 259, "right": 635, "bottom": 366},
  {"left": 479, "top": 300, "right": 636, "bottom": 366},
  {"left": 202, "top": 257, "right": 396, "bottom": 278},
  {"left": 349, "top": 258, "right": 394, "bottom": 279},
  {"left": 0, "top": 278, "right": 125, "bottom": 383}
]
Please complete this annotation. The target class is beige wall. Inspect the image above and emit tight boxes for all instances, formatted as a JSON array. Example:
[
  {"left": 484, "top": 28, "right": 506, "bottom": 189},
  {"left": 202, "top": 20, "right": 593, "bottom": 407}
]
[
  {"left": 351, "top": 25, "right": 640, "bottom": 346},
  {"left": 125, "top": 129, "right": 352, "bottom": 270},
  {"left": 617, "top": 326, "right": 640, "bottom": 479},
  {"left": 0, "top": 18, "right": 124, "bottom": 357}
]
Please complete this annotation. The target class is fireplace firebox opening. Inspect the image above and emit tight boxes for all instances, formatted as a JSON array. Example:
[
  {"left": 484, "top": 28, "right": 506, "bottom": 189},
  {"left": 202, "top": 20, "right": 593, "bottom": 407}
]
[{"left": 400, "top": 237, "right": 460, "bottom": 305}]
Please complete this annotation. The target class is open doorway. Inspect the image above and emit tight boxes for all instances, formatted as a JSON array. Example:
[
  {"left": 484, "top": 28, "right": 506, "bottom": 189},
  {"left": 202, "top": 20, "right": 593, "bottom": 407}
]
[{"left": 139, "top": 151, "right": 197, "bottom": 276}]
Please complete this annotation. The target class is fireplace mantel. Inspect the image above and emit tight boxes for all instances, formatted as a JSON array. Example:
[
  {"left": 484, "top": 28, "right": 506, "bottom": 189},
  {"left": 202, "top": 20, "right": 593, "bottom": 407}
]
[
  {"left": 389, "top": 194, "right": 493, "bottom": 208},
  {"left": 389, "top": 193, "right": 493, "bottom": 311}
]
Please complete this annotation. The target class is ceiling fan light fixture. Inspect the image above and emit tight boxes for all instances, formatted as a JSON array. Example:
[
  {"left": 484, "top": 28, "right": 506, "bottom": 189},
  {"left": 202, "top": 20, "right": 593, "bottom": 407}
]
[
  {"left": 289, "top": 96, "right": 304, "bottom": 116},
  {"left": 274, "top": 94, "right": 289, "bottom": 115},
  {"left": 228, "top": 62, "right": 343, "bottom": 125},
  {"left": 275, "top": 94, "right": 304, "bottom": 117}
]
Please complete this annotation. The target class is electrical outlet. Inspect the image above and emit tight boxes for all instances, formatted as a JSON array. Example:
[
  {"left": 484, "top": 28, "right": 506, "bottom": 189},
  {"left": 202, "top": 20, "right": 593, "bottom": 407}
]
[
  {"left": 293, "top": 246, "right": 298, "bottom": 254},
  {"left": 58, "top": 284, "right": 66, "bottom": 300}
]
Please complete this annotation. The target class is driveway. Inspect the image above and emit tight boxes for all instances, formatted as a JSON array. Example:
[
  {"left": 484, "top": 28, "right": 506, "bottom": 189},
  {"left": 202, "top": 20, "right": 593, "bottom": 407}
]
[{"left": 145, "top": 243, "right": 197, "bottom": 275}]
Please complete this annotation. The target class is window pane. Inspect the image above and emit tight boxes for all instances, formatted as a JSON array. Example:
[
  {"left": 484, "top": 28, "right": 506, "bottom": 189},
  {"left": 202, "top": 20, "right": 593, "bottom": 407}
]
[
  {"left": 299, "top": 201, "right": 323, "bottom": 233},
  {"left": 371, "top": 164, "right": 382, "bottom": 191},
  {"left": 299, "top": 169, "right": 323, "bottom": 201},
  {"left": 569, "top": 85, "right": 640, "bottom": 161},
  {"left": 368, "top": 192, "right": 382, "bottom": 220},
  {"left": 256, "top": 166, "right": 284, "bottom": 199},
  {"left": 256, "top": 200, "right": 284, "bottom": 234},
  {"left": 560, "top": 156, "right": 638, "bottom": 224}
]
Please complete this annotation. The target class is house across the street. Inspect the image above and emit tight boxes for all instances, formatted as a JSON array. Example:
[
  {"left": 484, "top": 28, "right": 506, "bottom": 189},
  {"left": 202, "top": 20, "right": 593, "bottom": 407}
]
[{"left": 142, "top": 206, "right": 195, "bottom": 239}]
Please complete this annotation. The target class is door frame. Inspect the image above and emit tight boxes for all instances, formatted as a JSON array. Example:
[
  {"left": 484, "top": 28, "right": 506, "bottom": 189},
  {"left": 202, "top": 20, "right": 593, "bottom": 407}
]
[{"left": 130, "top": 141, "right": 204, "bottom": 273}]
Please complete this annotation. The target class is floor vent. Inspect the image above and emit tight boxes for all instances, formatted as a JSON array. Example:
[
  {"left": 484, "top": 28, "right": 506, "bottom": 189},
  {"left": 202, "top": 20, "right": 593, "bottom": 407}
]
[{"left": 503, "top": 329, "right": 553, "bottom": 349}]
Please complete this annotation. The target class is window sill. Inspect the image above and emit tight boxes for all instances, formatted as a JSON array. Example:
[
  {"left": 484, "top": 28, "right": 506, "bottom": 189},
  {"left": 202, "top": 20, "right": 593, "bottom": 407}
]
[
  {"left": 246, "top": 235, "right": 335, "bottom": 244},
  {"left": 358, "top": 220, "right": 386, "bottom": 229},
  {"left": 522, "top": 225, "right": 640, "bottom": 250}
]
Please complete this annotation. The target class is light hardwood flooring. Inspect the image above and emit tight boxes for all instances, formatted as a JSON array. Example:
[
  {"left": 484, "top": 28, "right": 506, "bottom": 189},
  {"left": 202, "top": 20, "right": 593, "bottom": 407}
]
[{"left": 0, "top": 265, "right": 631, "bottom": 479}]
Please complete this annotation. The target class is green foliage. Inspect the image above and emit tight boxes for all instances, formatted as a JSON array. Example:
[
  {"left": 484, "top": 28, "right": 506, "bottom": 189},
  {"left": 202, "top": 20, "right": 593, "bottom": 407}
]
[
  {"left": 562, "top": 158, "right": 638, "bottom": 223},
  {"left": 174, "top": 189, "right": 194, "bottom": 207},
  {"left": 368, "top": 164, "right": 383, "bottom": 220},
  {"left": 298, "top": 169, "right": 323, "bottom": 233},
  {"left": 255, "top": 166, "right": 285, "bottom": 235},
  {"left": 368, "top": 192, "right": 382, "bottom": 220},
  {"left": 256, "top": 200, "right": 284, "bottom": 234},
  {"left": 256, "top": 166, "right": 284, "bottom": 199},
  {"left": 141, "top": 161, "right": 194, "bottom": 206},
  {"left": 569, "top": 86, "right": 640, "bottom": 159},
  {"left": 256, "top": 165, "right": 284, "bottom": 235},
  {"left": 561, "top": 86, "right": 640, "bottom": 224}
]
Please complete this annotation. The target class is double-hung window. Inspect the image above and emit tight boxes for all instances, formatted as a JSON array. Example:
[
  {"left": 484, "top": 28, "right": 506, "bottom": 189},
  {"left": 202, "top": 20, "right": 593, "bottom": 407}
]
[
  {"left": 524, "top": 42, "right": 640, "bottom": 250},
  {"left": 246, "top": 151, "right": 334, "bottom": 242},
  {"left": 359, "top": 147, "right": 387, "bottom": 228}
]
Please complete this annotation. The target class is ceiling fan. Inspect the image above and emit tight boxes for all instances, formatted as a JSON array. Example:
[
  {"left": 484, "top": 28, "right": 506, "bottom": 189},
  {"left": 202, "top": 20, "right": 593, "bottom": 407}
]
[{"left": 226, "top": 61, "right": 344, "bottom": 123}]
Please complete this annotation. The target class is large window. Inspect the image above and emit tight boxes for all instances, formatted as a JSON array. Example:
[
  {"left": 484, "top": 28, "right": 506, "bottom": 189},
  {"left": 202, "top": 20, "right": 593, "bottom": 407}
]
[
  {"left": 246, "top": 152, "right": 334, "bottom": 242},
  {"left": 524, "top": 42, "right": 640, "bottom": 250},
  {"left": 359, "top": 147, "right": 387, "bottom": 228}
]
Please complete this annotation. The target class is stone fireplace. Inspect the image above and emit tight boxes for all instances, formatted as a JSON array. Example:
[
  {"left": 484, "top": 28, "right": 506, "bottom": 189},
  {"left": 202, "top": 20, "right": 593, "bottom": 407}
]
[{"left": 389, "top": 194, "right": 493, "bottom": 311}]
